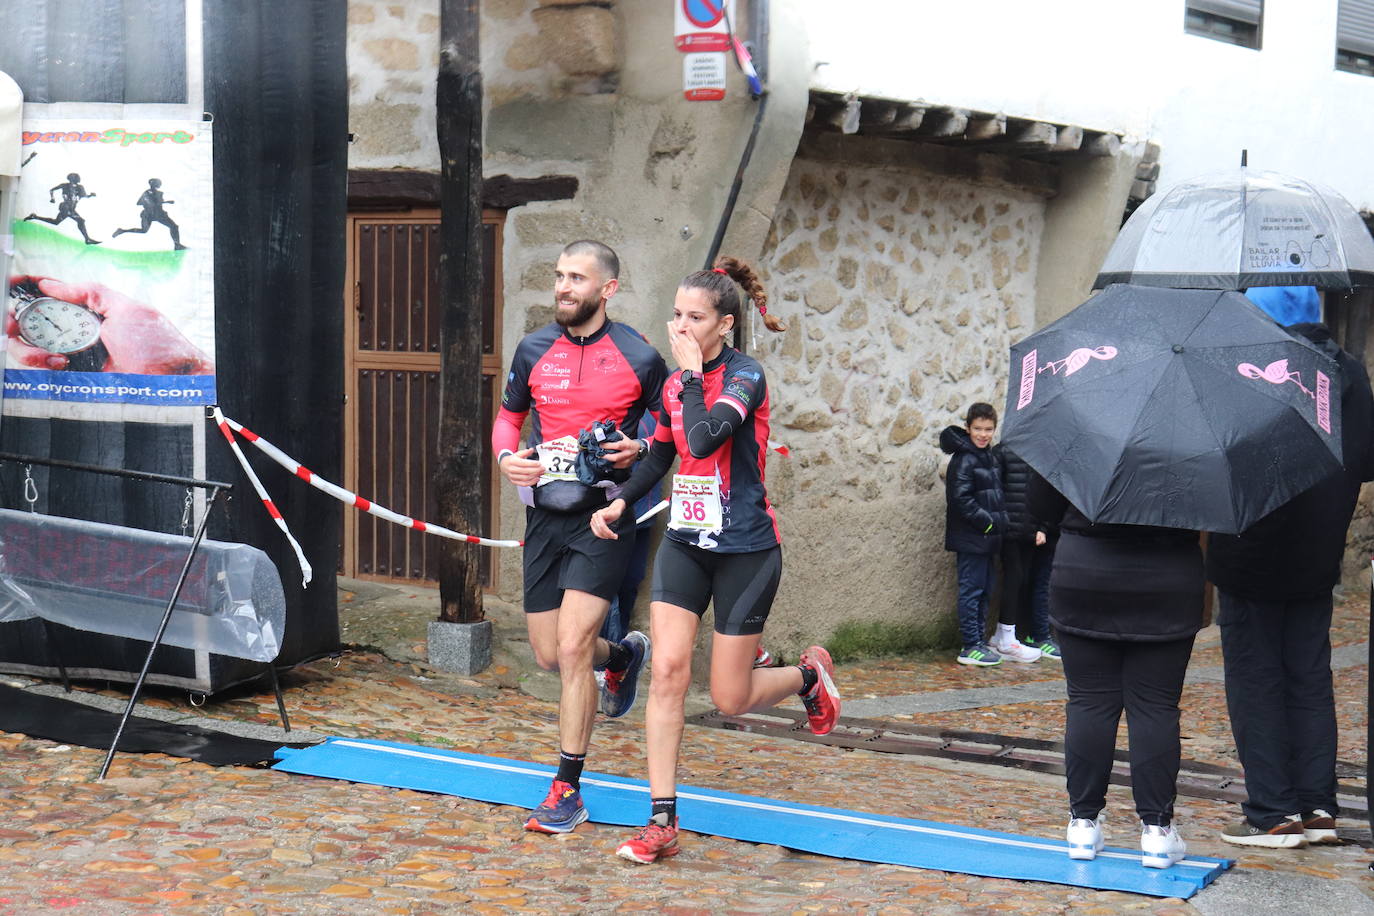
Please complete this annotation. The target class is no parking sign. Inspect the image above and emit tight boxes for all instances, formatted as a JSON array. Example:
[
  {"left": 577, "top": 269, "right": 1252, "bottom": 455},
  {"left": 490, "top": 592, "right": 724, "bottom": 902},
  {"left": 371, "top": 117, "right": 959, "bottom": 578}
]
[{"left": 675, "top": 0, "right": 735, "bottom": 52}]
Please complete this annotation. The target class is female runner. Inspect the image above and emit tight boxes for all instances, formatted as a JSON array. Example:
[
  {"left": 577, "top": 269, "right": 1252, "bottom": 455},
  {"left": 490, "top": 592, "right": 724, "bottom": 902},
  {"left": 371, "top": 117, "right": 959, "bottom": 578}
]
[{"left": 589, "top": 257, "right": 841, "bottom": 864}]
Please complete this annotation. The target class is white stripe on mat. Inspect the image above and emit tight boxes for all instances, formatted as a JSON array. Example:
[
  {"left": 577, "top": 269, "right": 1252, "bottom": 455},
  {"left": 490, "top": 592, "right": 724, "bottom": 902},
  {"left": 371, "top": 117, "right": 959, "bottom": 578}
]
[{"left": 324, "top": 740, "right": 1217, "bottom": 869}]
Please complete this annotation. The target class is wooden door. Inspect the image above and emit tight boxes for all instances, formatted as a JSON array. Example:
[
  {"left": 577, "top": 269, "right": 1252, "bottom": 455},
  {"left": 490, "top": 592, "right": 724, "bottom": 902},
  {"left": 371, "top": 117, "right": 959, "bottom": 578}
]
[{"left": 342, "top": 210, "right": 503, "bottom": 585}]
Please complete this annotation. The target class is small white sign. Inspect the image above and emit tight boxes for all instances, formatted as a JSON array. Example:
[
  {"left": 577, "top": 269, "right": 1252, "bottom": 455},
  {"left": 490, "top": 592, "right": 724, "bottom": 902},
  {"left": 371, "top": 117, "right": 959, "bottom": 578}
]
[
  {"left": 675, "top": 0, "right": 734, "bottom": 52},
  {"left": 683, "top": 52, "right": 727, "bottom": 102}
]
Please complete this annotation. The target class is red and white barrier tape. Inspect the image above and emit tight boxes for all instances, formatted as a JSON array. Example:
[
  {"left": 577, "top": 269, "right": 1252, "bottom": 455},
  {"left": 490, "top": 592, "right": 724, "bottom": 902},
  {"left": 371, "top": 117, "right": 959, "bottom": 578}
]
[
  {"left": 212, "top": 407, "right": 313, "bottom": 586},
  {"left": 213, "top": 408, "right": 524, "bottom": 585},
  {"left": 213, "top": 410, "right": 783, "bottom": 585}
]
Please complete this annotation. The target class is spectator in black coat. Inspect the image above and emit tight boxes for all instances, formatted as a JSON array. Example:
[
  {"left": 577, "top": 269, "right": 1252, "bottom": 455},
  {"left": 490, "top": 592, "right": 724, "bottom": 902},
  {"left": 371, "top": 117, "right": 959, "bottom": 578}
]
[
  {"left": 1030, "top": 477, "right": 1202, "bottom": 869},
  {"left": 1208, "top": 317, "right": 1374, "bottom": 850},
  {"left": 993, "top": 446, "right": 1059, "bottom": 662},
  {"left": 940, "top": 402, "right": 1009, "bottom": 667}
]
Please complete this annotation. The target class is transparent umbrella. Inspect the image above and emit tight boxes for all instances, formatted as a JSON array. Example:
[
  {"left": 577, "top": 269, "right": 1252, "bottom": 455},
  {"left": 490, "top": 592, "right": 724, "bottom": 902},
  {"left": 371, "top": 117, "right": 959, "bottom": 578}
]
[{"left": 1094, "top": 168, "right": 1374, "bottom": 291}]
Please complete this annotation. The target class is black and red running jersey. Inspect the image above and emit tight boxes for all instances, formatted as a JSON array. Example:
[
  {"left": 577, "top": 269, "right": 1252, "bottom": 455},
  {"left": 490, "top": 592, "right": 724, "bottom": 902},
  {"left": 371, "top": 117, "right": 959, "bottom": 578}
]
[
  {"left": 493, "top": 320, "right": 666, "bottom": 511},
  {"left": 653, "top": 348, "right": 780, "bottom": 553}
]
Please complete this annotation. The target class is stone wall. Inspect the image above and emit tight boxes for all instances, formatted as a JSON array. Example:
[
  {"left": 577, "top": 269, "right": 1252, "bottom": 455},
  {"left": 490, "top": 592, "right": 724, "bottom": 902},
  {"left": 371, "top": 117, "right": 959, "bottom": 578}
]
[
  {"left": 345, "top": 1, "right": 813, "bottom": 605},
  {"left": 750, "top": 149, "right": 1050, "bottom": 652},
  {"left": 347, "top": 2, "right": 440, "bottom": 169},
  {"left": 347, "top": 0, "right": 601, "bottom": 168}
]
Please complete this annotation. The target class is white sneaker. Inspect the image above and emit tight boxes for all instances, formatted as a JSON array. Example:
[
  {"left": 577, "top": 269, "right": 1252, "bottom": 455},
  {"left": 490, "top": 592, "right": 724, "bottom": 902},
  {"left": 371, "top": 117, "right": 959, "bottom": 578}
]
[
  {"left": 1066, "top": 816, "right": 1104, "bottom": 860},
  {"left": 1141, "top": 823, "right": 1186, "bottom": 868},
  {"left": 992, "top": 636, "right": 1041, "bottom": 663}
]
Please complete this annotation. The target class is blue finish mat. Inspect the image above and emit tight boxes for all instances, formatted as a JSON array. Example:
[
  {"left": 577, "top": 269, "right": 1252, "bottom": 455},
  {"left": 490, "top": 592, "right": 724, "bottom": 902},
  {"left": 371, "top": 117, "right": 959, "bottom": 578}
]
[{"left": 273, "top": 737, "right": 1232, "bottom": 898}]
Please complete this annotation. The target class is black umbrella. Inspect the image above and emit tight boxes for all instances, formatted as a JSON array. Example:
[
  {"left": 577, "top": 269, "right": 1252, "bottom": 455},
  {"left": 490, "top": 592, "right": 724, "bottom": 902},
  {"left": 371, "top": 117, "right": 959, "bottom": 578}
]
[
  {"left": 1094, "top": 168, "right": 1374, "bottom": 290},
  {"left": 1002, "top": 284, "right": 1342, "bottom": 534}
]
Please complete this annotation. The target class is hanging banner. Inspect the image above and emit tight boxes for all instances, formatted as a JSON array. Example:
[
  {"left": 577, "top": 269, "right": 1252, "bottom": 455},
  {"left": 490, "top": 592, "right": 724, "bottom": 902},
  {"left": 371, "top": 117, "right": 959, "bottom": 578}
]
[
  {"left": 674, "top": 0, "right": 735, "bottom": 52},
  {"left": 683, "top": 52, "right": 728, "bottom": 102},
  {"left": 6, "top": 119, "right": 215, "bottom": 406}
]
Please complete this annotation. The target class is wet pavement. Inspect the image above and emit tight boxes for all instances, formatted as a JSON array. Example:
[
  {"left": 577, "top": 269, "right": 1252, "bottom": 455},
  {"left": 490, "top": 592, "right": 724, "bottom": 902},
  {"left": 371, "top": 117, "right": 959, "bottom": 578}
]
[{"left": 0, "top": 579, "right": 1369, "bottom": 914}]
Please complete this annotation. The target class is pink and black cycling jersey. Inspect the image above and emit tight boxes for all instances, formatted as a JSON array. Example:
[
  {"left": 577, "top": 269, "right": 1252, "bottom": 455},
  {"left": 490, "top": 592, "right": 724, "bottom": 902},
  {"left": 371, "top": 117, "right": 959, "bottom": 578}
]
[
  {"left": 620, "top": 347, "right": 780, "bottom": 553},
  {"left": 492, "top": 320, "right": 666, "bottom": 512}
]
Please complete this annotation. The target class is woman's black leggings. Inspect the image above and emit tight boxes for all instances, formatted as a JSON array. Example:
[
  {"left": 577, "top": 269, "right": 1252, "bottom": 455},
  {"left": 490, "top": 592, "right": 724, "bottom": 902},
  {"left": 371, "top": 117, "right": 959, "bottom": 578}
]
[{"left": 1060, "top": 631, "right": 1195, "bottom": 826}]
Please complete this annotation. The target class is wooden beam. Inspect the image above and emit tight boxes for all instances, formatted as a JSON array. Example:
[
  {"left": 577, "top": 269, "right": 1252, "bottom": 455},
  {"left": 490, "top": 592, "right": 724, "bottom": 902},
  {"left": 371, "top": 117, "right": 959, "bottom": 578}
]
[
  {"left": 349, "top": 168, "right": 439, "bottom": 206},
  {"left": 864, "top": 104, "right": 925, "bottom": 134},
  {"left": 890, "top": 105, "right": 926, "bottom": 131},
  {"left": 1081, "top": 131, "right": 1122, "bottom": 157},
  {"left": 1009, "top": 120, "right": 1057, "bottom": 146},
  {"left": 817, "top": 98, "right": 861, "bottom": 133},
  {"left": 482, "top": 174, "right": 579, "bottom": 209},
  {"left": 1050, "top": 124, "right": 1083, "bottom": 152},
  {"left": 916, "top": 107, "right": 969, "bottom": 137},
  {"left": 436, "top": 0, "right": 484, "bottom": 625},
  {"left": 964, "top": 113, "right": 1006, "bottom": 141},
  {"left": 858, "top": 102, "right": 897, "bottom": 131},
  {"left": 347, "top": 169, "right": 578, "bottom": 210},
  {"left": 839, "top": 96, "right": 861, "bottom": 134}
]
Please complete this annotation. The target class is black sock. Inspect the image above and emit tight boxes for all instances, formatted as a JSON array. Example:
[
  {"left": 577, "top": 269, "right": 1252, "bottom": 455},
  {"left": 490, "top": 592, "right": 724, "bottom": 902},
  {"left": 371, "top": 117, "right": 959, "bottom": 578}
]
[
  {"left": 651, "top": 797, "right": 677, "bottom": 826},
  {"left": 556, "top": 750, "right": 586, "bottom": 789},
  {"left": 603, "top": 638, "right": 632, "bottom": 673},
  {"left": 796, "top": 664, "right": 818, "bottom": 696}
]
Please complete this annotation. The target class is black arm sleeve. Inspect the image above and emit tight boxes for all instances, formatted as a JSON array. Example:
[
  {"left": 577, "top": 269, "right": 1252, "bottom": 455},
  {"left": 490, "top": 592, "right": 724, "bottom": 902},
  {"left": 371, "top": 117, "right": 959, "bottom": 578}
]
[
  {"left": 680, "top": 381, "right": 747, "bottom": 458},
  {"left": 614, "top": 437, "right": 676, "bottom": 507}
]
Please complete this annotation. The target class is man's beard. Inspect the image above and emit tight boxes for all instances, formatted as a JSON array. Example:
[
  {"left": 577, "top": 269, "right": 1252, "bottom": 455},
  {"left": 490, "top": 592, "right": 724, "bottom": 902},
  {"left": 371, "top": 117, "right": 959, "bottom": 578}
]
[{"left": 555, "top": 293, "right": 601, "bottom": 329}]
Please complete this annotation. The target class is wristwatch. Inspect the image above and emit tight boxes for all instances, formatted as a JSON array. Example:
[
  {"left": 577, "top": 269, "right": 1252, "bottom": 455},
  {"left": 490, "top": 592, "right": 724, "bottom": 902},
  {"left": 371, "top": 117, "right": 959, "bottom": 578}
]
[
  {"left": 636, "top": 438, "right": 649, "bottom": 461},
  {"left": 681, "top": 369, "right": 699, "bottom": 386}
]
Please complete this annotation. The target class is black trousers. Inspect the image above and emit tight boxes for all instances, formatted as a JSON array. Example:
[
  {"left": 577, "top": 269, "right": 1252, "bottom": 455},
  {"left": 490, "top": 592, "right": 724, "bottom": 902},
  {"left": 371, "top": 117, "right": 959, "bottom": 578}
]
[
  {"left": 1000, "top": 540, "right": 1033, "bottom": 628},
  {"left": 1061, "top": 631, "right": 1195, "bottom": 826},
  {"left": 1217, "top": 590, "right": 1338, "bottom": 827}
]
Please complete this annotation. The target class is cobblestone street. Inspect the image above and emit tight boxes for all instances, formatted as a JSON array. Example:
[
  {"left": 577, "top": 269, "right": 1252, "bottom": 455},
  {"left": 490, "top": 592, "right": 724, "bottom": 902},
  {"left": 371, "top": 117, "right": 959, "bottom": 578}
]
[{"left": 0, "top": 581, "right": 1369, "bottom": 914}]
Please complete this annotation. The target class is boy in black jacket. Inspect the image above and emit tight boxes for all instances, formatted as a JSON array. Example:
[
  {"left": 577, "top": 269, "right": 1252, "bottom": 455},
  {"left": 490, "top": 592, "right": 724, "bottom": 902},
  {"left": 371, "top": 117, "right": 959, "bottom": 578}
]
[{"left": 940, "top": 402, "right": 1009, "bottom": 666}]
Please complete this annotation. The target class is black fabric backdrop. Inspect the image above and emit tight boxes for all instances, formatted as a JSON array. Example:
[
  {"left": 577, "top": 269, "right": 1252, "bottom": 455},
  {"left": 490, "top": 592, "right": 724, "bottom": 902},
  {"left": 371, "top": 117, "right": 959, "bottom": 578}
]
[{"left": 201, "top": 0, "right": 347, "bottom": 667}]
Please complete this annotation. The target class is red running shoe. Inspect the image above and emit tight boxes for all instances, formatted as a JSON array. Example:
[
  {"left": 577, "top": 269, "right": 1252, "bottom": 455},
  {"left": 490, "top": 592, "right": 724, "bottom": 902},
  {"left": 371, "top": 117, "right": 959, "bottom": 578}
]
[
  {"left": 753, "top": 645, "right": 775, "bottom": 668},
  {"left": 799, "top": 645, "right": 841, "bottom": 735},
  {"left": 616, "top": 817, "right": 681, "bottom": 863}
]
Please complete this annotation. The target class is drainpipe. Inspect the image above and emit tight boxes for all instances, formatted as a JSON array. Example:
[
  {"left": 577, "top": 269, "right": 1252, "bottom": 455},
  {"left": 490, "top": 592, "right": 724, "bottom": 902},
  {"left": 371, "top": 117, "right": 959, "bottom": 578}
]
[{"left": 702, "top": 0, "right": 769, "bottom": 271}]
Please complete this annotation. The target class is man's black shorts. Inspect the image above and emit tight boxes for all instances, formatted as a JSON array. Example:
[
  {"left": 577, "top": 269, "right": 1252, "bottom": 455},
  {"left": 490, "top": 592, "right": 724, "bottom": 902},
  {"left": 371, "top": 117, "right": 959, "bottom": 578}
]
[{"left": 523, "top": 504, "right": 637, "bottom": 613}]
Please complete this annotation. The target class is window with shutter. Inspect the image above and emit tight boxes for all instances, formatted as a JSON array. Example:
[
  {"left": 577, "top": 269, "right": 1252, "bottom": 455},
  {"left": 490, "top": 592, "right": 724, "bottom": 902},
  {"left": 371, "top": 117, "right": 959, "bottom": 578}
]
[
  {"left": 1185, "top": 0, "right": 1263, "bottom": 49},
  {"left": 1337, "top": 0, "right": 1374, "bottom": 76}
]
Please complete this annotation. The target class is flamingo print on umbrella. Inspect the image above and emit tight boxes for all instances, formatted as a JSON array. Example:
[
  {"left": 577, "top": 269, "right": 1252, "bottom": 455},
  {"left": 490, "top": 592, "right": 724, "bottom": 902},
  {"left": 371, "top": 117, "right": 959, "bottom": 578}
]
[
  {"left": 1015, "top": 346, "right": 1118, "bottom": 410},
  {"left": 1237, "top": 358, "right": 1312, "bottom": 397},
  {"left": 1042, "top": 346, "right": 1118, "bottom": 376},
  {"left": 1238, "top": 359, "right": 1332, "bottom": 433}
]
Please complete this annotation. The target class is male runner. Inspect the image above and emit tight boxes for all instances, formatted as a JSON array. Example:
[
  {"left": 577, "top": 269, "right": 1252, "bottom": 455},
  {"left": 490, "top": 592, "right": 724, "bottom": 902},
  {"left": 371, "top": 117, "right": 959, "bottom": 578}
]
[
  {"left": 112, "top": 178, "right": 187, "bottom": 250},
  {"left": 492, "top": 239, "right": 668, "bottom": 833},
  {"left": 25, "top": 173, "right": 100, "bottom": 245}
]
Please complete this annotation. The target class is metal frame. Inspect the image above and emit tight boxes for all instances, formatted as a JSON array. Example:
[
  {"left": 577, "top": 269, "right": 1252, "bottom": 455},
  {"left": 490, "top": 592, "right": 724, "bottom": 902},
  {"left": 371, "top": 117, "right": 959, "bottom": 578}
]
[{"left": 0, "top": 451, "right": 289, "bottom": 780}]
